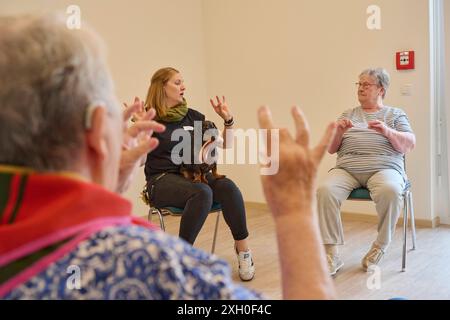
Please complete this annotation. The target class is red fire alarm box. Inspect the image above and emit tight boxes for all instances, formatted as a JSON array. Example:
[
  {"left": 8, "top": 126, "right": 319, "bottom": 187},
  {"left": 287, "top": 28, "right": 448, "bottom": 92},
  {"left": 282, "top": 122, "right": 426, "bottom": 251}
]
[{"left": 396, "top": 51, "right": 415, "bottom": 70}]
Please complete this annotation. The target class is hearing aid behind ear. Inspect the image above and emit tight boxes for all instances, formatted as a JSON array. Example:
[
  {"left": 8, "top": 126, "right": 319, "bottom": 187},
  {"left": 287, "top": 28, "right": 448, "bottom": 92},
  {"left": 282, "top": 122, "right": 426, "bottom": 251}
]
[{"left": 84, "top": 102, "right": 105, "bottom": 129}]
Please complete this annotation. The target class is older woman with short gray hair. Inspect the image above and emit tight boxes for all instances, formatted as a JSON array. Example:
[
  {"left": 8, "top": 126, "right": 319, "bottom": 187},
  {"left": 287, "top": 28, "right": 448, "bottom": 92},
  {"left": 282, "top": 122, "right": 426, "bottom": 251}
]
[{"left": 317, "top": 68, "right": 416, "bottom": 276}]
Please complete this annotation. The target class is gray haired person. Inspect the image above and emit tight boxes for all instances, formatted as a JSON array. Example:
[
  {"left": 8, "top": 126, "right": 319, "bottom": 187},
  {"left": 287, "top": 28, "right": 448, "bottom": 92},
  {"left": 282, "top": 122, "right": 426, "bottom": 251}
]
[{"left": 317, "top": 68, "right": 416, "bottom": 276}]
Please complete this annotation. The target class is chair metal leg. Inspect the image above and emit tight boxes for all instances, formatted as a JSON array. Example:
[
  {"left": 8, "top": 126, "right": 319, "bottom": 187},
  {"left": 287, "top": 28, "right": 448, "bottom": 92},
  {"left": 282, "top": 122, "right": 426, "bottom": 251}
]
[
  {"left": 408, "top": 192, "right": 417, "bottom": 250},
  {"left": 149, "top": 205, "right": 220, "bottom": 253},
  {"left": 147, "top": 208, "right": 152, "bottom": 222},
  {"left": 402, "top": 191, "right": 409, "bottom": 272},
  {"left": 148, "top": 207, "right": 166, "bottom": 231},
  {"left": 211, "top": 211, "right": 221, "bottom": 254}
]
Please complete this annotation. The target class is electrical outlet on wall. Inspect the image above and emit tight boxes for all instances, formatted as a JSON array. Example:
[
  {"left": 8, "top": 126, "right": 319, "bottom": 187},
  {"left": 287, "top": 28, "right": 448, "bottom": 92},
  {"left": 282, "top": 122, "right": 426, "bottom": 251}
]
[{"left": 400, "top": 84, "right": 413, "bottom": 96}]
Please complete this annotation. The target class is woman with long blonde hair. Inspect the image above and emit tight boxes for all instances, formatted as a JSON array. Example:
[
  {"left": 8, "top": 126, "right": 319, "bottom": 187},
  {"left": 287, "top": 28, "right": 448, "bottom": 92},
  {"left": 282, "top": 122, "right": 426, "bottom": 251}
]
[{"left": 141, "top": 67, "right": 255, "bottom": 281}]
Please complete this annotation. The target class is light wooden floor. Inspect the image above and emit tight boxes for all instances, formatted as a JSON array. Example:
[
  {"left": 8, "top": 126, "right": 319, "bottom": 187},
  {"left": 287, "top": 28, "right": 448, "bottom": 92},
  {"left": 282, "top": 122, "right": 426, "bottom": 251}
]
[{"left": 147, "top": 205, "right": 450, "bottom": 300}]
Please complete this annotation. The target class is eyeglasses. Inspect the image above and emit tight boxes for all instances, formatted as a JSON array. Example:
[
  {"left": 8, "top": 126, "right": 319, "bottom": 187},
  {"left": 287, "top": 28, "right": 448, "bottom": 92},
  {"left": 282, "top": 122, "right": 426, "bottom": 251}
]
[{"left": 355, "top": 82, "right": 378, "bottom": 89}]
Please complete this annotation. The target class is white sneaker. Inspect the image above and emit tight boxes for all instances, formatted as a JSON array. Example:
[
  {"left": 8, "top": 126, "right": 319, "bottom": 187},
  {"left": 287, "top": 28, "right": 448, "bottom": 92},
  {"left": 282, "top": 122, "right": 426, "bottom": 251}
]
[
  {"left": 237, "top": 249, "right": 255, "bottom": 281},
  {"left": 327, "top": 254, "right": 344, "bottom": 276},
  {"left": 361, "top": 244, "right": 385, "bottom": 272}
]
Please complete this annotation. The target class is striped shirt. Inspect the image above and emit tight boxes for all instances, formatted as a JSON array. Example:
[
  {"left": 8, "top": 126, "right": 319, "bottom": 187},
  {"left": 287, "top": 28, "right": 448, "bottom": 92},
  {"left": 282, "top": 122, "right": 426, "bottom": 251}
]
[{"left": 335, "top": 106, "right": 413, "bottom": 178}]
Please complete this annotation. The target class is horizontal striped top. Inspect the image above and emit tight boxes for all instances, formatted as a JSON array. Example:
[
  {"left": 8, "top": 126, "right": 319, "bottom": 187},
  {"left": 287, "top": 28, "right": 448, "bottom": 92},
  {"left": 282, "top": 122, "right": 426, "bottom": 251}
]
[{"left": 335, "top": 106, "right": 413, "bottom": 178}]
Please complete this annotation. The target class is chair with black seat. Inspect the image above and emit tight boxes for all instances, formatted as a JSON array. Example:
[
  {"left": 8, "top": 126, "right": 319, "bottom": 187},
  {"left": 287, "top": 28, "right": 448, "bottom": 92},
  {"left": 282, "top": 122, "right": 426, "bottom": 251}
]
[
  {"left": 348, "top": 179, "right": 417, "bottom": 271},
  {"left": 141, "top": 185, "right": 222, "bottom": 254}
]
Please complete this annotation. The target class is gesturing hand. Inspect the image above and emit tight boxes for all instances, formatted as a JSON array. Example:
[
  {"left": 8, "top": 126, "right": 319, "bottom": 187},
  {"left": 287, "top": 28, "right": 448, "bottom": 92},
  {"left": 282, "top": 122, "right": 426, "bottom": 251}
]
[
  {"left": 336, "top": 118, "right": 353, "bottom": 134},
  {"left": 210, "top": 95, "right": 233, "bottom": 122},
  {"left": 258, "top": 106, "right": 336, "bottom": 216},
  {"left": 123, "top": 96, "right": 147, "bottom": 122},
  {"left": 368, "top": 120, "right": 390, "bottom": 136},
  {"left": 117, "top": 99, "right": 165, "bottom": 193}
]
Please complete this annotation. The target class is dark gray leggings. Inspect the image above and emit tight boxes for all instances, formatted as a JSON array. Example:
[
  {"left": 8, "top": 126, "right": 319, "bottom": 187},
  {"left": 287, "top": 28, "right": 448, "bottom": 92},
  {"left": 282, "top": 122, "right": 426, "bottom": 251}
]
[{"left": 147, "top": 173, "right": 249, "bottom": 245}]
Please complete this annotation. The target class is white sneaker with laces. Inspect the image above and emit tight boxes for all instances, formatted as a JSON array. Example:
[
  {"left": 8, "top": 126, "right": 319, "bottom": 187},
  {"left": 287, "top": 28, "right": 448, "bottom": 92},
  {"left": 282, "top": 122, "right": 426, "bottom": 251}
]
[{"left": 237, "top": 249, "right": 255, "bottom": 281}]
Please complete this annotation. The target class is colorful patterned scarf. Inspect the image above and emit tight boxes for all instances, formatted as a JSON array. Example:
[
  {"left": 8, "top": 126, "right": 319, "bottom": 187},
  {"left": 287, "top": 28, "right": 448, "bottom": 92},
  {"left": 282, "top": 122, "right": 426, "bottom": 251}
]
[{"left": 0, "top": 165, "right": 157, "bottom": 297}]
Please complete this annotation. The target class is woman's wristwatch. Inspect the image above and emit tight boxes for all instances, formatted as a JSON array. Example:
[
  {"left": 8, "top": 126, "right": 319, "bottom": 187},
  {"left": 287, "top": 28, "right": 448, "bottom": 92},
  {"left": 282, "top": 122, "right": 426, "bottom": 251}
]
[{"left": 224, "top": 117, "right": 234, "bottom": 127}]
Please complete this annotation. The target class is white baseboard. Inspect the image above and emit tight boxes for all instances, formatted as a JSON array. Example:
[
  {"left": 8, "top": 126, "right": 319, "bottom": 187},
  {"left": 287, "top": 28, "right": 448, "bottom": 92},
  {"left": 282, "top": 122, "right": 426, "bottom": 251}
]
[{"left": 245, "top": 201, "right": 440, "bottom": 228}]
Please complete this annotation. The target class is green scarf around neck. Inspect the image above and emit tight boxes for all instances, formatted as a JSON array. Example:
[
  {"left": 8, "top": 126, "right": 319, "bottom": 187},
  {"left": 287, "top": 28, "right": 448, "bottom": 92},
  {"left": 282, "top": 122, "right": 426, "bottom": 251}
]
[{"left": 156, "top": 99, "right": 188, "bottom": 122}]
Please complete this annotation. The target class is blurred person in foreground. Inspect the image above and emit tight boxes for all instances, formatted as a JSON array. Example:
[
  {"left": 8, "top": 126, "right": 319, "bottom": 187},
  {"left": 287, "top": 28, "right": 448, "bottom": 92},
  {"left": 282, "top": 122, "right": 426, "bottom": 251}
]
[{"left": 0, "top": 14, "right": 335, "bottom": 300}]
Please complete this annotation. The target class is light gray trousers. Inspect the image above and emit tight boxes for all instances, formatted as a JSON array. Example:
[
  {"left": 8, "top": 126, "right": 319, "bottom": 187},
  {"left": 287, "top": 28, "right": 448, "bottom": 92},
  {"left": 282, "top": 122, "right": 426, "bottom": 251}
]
[{"left": 317, "top": 168, "right": 405, "bottom": 250}]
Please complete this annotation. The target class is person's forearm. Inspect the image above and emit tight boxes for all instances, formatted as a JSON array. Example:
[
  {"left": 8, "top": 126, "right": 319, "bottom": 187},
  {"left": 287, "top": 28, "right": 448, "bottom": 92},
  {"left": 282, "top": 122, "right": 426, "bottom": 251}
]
[
  {"left": 271, "top": 199, "right": 336, "bottom": 300},
  {"left": 222, "top": 126, "right": 233, "bottom": 149},
  {"left": 328, "top": 131, "right": 344, "bottom": 154},
  {"left": 385, "top": 130, "right": 415, "bottom": 153},
  {"left": 116, "top": 162, "right": 138, "bottom": 194}
]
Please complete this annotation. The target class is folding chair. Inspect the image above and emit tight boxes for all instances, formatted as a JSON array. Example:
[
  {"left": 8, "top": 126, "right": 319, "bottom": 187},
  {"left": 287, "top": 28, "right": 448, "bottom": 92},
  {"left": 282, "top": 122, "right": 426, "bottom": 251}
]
[
  {"left": 348, "top": 179, "right": 417, "bottom": 271},
  {"left": 141, "top": 185, "right": 222, "bottom": 254}
]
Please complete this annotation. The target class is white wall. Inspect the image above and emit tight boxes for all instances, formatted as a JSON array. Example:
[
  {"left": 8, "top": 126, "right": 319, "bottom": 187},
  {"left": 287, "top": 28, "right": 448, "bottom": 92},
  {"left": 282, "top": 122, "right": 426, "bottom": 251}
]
[
  {"left": 202, "top": 0, "right": 433, "bottom": 221},
  {"left": 0, "top": 0, "right": 435, "bottom": 222},
  {"left": 0, "top": 0, "right": 209, "bottom": 216}
]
